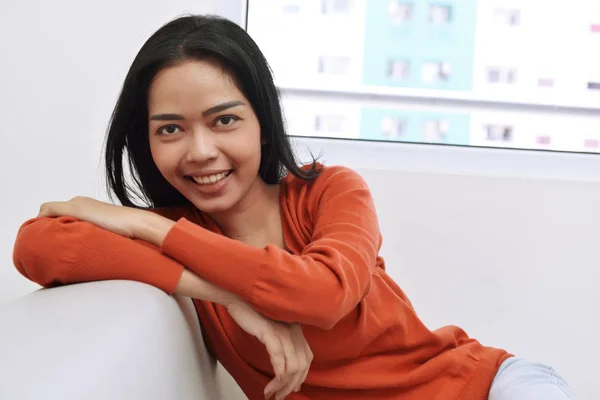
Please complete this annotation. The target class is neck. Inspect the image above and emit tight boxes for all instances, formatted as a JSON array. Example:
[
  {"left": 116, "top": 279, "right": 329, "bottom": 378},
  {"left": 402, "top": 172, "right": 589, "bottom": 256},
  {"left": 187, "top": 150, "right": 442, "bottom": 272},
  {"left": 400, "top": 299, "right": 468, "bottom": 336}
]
[{"left": 209, "top": 178, "right": 281, "bottom": 243}]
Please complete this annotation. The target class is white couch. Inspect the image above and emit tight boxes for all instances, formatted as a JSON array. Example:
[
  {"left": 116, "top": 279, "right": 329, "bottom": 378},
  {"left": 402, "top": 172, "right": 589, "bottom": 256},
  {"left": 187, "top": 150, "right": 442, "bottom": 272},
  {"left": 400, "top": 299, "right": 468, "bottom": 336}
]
[{"left": 0, "top": 280, "right": 247, "bottom": 400}]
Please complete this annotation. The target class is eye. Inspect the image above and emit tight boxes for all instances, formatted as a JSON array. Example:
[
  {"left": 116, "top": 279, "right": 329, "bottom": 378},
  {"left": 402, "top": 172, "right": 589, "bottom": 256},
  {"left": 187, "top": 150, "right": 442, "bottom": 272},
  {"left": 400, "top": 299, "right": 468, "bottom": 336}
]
[
  {"left": 157, "top": 124, "right": 182, "bottom": 136},
  {"left": 214, "top": 115, "right": 240, "bottom": 128}
]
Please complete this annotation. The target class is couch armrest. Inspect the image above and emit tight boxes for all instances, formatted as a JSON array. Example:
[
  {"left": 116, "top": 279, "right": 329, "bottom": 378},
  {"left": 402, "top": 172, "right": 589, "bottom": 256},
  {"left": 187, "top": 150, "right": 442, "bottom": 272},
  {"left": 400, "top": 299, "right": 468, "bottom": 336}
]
[{"left": 0, "top": 280, "right": 245, "bottom": 400}]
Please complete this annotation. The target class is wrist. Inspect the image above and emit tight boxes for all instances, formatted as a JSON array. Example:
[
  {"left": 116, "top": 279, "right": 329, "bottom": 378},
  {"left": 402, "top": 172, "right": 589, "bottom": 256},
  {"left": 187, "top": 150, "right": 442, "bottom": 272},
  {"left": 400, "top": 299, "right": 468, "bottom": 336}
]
[
  {"left": 133, "top": 210, "right": 176, "bottom": 247},
  {"left": 222, "top": 293, "right": 242, "bottom": 308},
  {"left": 175, "top": 269, "right": 241, "bottom": 306}
]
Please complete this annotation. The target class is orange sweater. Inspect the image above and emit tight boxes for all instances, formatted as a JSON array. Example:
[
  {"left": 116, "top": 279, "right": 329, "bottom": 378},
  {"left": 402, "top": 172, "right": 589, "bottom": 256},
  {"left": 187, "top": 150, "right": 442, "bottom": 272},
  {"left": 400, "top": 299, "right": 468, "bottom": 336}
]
[{"left": 13, "top": 165, "right": 510, "bottom": 399}]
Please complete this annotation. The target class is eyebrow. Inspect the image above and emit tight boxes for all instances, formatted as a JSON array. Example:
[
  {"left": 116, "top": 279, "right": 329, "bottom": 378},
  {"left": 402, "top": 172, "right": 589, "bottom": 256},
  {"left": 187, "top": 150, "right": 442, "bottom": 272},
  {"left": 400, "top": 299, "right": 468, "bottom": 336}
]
[
  {"left": 149, "top": 100, "right": 246, "bottom": 121},
  {"left": 202, "top": 100, "right": 245, "bottom": 116}
]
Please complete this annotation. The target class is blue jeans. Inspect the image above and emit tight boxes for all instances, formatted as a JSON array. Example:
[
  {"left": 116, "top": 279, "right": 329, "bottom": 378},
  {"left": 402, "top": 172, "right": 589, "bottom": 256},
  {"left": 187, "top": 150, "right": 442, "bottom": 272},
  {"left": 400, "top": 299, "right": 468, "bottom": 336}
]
[{"left": 489, "top": 357, "right": 575, "bottom": 399}]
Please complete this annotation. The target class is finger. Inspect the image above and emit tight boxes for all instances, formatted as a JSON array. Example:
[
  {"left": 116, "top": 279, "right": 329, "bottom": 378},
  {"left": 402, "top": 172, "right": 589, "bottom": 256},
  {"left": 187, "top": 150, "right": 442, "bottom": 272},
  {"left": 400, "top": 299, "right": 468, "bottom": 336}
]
[
  {"left": 292, "top": 324, "right": 312, "bottom": 392},
  {"left": 37, "top": 203, "right": 49, "bottom": 217},
  {"left": 271, "top": 336, "right": 299, "bottom": 399},
  {"left": 295, "top": 364, "right": 310, "bottom": 393},
  {"left": 264, "top": 377, "right": 285, "bottom": 400},
  {"left": 272, "top": 326, "right": 302, "bottom": 400},
  {"left": 261, "top": 328, "right": 286, "bottom": 384},
  {"left": 281, "top": 327, "right": 301, "bottom": 394},
  {"left": 289, "top": 345, "right": 307, "bottom": 393},
  {"left": 37, "top": 202, "right": 62, "bottom": 218},
  {"left": 275, "top": 371, "right": 303, "bottom": 400},
  {"left": 280, "top": 326, "right": 300, "bottom": 382},
  {"left": 276, "top": 325, "right": 308, "bottom": 399}
]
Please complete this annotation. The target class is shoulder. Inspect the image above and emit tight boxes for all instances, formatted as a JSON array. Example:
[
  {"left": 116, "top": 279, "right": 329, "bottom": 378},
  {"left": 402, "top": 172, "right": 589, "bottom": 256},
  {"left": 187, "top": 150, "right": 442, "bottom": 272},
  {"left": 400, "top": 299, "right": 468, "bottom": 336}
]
[
  {"left": 284, "top": 162, "right": 368, "bottom": 188},
  {"left": 282, "top": 163, "right": 372, "bottom": 207}
]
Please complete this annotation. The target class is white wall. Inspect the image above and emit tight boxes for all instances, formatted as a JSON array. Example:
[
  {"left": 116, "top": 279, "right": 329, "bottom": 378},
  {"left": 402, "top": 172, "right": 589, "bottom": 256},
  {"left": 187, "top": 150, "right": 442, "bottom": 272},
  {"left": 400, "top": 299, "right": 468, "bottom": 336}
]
[
  {"left": 1, "top": 1, "right": 598, "bottom": 398},
  {"left": 296, "top": 139, "right": 599, "bottom": 399},
  {"left": 0, "top": 0, "right": 235, "bottom": 303},
  {"left": 362, "top": 167, "right": 597, "bottom": 400}
]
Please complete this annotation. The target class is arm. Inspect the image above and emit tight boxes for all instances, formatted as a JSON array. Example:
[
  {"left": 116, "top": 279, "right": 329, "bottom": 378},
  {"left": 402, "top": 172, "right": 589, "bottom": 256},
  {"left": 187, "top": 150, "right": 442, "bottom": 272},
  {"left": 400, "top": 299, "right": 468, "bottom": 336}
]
[
  {"left": 13, "top": 215, "right": 183, "bottom": 292},
  {"left": 13, "top": 214, "right": 233, "bottom": 305},
  {"left": 138, "top": 167, "right": 382, "bottom": 330},
  {"left": 13, "top": 214, "right": 312, "bottom": 398}
]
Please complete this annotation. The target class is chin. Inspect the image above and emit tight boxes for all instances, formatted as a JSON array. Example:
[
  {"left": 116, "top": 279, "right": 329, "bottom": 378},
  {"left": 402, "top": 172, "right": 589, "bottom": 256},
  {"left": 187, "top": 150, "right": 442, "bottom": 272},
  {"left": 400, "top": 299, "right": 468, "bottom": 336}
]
[
  {"left": 175, "top": 170, "right": 260, "bottom": 216},
  {"left": 191, "top": 202, "right": 230, "bottom": 215},
  {"left": 188, "top": 193, "right": 240, "bottom": 215}
]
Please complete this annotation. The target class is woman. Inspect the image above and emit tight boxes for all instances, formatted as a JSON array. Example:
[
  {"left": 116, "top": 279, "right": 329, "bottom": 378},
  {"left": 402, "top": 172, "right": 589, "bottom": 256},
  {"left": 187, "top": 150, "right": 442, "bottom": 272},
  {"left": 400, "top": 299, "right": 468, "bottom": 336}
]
[{"left": 13, "top": 15, "right": 574, "bottom": 400}]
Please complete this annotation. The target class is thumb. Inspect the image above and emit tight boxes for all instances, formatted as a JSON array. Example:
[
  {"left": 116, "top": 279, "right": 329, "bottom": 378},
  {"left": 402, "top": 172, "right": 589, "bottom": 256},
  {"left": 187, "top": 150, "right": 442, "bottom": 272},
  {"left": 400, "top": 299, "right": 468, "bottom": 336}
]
[{"left": 37, "top": 202, "right": 74, "bottom": 218}]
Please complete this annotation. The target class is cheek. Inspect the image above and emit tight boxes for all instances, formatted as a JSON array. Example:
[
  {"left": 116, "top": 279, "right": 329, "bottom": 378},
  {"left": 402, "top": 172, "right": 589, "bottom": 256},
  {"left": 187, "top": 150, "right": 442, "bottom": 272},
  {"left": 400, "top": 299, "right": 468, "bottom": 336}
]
[
  {"left": 245, "top": 124, "right": 263, "bottom": 162},
  {"left": 225, "top": 129, "right": 262, "bottom": 164},
  {"left": 239, "top": 136, "right": 263, "bottom": 173},
  {"left": 149, "top": 141, "right": 180, "bottom": 179}
]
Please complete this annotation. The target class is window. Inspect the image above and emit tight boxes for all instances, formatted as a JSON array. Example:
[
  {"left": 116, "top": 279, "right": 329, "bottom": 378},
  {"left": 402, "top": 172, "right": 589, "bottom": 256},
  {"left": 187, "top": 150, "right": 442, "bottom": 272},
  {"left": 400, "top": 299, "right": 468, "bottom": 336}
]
[
  {"left": 321, "top": 0, "right": 353, "bottom": 15},
  {"left": 492, "top": 8, "right": 520, "bottom": 26},
  {"left": 387, "top": 59, "right": 411, "bottom": 80},
  {"left": 422, "top": 61, "right": 451, "bottom": 84},
  {"left": 247, "top": 0, "right": 600, "bottom": 154},
  {"left": 486, "top": 67, "right": 517, "bottom": 84},
  {"left": 282, "top": 2, "right": 301, "bottom": 14},
  {"left": 314, "top": 114, "right": 347, "bottom": 134},
  {"left": 381, "top": 116, "right": 407, "bottom": 138},
  {"left": 428, "top": 4, "right": 452, "bottom": 25},
  {"left": 317, "top": 56, "right": 352, "bottom": 75},
  {"left": 389, "top": 1, "right": 414, "bottom": 23},
  {"left": 423, "top": 120, "right": 449, "bottom": 142},
  {"left": 484, "top": 124, "right": 513, "bottom": 143}
]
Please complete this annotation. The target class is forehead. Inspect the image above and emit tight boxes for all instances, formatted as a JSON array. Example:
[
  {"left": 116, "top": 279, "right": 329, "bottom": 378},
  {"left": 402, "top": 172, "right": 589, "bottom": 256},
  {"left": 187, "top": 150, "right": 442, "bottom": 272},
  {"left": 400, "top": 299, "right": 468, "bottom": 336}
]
[{"left": 148, "top": 60, "right": 243, "bottom": 109}]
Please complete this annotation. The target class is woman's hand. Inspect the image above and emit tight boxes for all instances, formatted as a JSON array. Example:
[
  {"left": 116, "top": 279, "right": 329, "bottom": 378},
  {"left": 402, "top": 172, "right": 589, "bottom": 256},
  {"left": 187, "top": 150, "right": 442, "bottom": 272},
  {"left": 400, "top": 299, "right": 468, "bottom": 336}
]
[
  {"left": 37, "top": 196, "right": 144, "bottom": 239},
  {"left": 225, "top": 300, "right": 313, "bottom": 400}
]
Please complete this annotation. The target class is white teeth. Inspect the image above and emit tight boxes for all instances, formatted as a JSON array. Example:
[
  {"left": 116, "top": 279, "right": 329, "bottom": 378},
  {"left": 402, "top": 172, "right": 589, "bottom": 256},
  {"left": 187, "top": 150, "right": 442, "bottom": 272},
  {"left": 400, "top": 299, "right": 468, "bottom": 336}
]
[{"left": 191, "top": 171, "right": 229, "bottom": 186}]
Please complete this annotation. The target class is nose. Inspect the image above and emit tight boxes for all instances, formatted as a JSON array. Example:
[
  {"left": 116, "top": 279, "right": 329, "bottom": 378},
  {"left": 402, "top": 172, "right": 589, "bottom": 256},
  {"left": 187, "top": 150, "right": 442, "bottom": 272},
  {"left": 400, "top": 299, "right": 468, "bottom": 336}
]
[{"left": 185, "top": 130, "right": 219, "bottom": 163}]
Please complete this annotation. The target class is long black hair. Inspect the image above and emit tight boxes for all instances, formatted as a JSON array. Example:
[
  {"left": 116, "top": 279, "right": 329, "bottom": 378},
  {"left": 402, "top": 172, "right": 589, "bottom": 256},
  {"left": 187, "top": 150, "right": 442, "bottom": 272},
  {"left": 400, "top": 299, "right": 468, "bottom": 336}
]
[{"left": 104, "top": 14, "right": 320, "bottom": 208}]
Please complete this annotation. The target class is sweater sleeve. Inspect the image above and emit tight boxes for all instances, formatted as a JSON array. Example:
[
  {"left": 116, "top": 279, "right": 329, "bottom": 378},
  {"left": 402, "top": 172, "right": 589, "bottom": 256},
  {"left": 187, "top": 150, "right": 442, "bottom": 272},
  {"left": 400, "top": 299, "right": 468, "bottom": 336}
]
[
  {"left": 160, "top": 167, "right": 381, "bottom": 329},
  {"left": 13, "top": 215, "right": 185, "bottom": 293}
]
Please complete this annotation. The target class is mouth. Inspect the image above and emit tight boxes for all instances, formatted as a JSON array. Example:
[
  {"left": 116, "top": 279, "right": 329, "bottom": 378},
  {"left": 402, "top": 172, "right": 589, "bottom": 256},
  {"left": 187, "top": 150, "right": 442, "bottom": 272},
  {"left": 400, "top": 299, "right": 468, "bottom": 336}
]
[{"left": 185, "top": 170, "right": 233, "bottom": 186}]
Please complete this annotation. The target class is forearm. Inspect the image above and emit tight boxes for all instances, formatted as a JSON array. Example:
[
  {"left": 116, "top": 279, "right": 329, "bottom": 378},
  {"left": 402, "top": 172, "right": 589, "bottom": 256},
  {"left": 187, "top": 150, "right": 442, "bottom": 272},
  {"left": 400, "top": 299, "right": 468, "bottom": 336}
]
[
  {"left": 131, "top": 213, "right": 235, "bottom": 304},
  {"left": 175, "top": 268, "right": 239, "bottom": 306},
  {"left": 13, "top": 216, "right": 184, "bottom": 292},
  {"left": 134, "top": 210, "right": 354, "bottom": 328},
  {"left": 15, "top": 212, "right": 236, "bottom": 308},
  {"left": 134, "top": 211, "right": 175, "bottom": 247}
]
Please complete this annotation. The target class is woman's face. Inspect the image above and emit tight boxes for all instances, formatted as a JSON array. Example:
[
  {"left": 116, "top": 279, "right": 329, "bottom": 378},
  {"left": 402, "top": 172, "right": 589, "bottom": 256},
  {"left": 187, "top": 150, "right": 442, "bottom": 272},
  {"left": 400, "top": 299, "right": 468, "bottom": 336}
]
[{"left": 148, "top": 59, "right": 263, "bottom": 214}]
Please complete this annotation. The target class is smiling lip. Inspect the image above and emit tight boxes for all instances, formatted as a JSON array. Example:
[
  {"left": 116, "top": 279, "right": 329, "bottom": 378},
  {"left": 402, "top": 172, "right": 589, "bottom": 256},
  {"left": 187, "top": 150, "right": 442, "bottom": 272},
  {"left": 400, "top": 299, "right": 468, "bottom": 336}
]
[
  {"left": 185, "top": 169, "right": 232, "bottom": 178},
  {"left": 189, "top": 170, "right": 230, "bottom": 184},
  {"left": 185, "top": 169, "right": 232, "bottom": 193}
]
